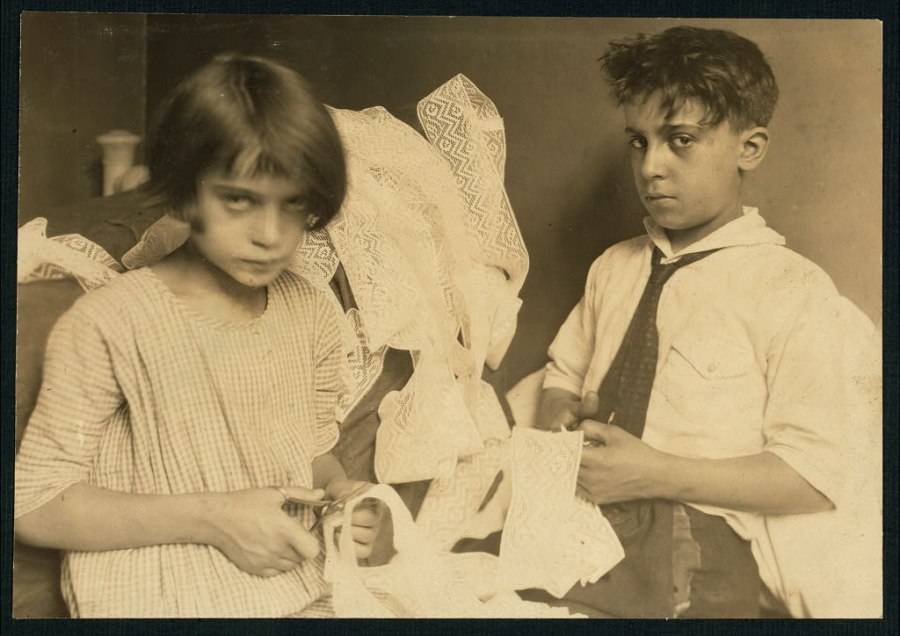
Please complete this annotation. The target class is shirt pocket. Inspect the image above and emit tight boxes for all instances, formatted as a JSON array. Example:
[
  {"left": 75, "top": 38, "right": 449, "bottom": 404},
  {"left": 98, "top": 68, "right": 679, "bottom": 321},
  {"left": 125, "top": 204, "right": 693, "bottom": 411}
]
[{"left": 667, "top": 330, "right": 751, "bottom": 381}]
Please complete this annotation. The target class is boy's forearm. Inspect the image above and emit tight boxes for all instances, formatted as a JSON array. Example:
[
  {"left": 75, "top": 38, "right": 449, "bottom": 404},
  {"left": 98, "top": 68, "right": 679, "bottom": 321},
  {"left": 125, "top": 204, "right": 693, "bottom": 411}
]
[
  {"left": 15, "top": 482, "right": 221, "bottom": 552},
  {"left": 650, "top": 451, "right": 834, "bottom": 515}
]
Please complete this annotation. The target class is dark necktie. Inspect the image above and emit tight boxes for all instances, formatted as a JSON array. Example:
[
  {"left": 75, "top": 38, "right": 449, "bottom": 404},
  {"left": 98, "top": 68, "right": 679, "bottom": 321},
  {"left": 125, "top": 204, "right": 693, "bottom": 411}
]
[
  {"left": 594, "top": 246, "right": 720, "bottom": 436},
  {"left": 564, "top": 245, "right": 721, "bottom": 618}
]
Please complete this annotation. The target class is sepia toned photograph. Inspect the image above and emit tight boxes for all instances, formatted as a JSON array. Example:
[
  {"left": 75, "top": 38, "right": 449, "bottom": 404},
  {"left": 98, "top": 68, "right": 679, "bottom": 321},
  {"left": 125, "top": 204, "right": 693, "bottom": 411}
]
[{"left": 13, "top": 12, "right": 884, "bottom": 619}]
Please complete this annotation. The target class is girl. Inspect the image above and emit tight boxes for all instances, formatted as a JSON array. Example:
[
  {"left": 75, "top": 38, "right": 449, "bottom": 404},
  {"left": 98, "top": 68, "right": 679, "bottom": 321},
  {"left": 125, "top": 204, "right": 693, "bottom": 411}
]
[{"left": 14, "top": 54, "right": 379, "bottom": 618}]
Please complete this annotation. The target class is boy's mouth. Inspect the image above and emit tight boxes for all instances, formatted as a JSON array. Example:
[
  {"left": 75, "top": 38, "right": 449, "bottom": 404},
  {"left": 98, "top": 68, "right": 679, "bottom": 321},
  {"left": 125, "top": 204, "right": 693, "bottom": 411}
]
[{"left": 644, "top": 193, "right": 677, "bottom": 205}]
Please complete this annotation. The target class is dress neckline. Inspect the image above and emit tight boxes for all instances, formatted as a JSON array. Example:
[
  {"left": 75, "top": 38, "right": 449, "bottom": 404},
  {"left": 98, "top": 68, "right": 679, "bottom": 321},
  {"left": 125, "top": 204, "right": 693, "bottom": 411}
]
[{"left": 140, "top": 267, "right": 274, "bottom": 332}]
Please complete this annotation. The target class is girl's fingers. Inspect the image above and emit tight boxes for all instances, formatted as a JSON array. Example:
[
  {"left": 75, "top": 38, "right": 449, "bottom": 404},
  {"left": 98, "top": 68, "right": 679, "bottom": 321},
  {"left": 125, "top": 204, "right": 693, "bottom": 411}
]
[
  {"left": 286, "top": 527, "right": 320, "bottom": 560},
  {"left": 258, "top": 567, "right": 282, "bottom": 578},
  {"left": 351, "top": 526, "right": 377, "bottom": 546},
  {"left": 350, "top": 507, "right": 380, "bottom": 528},
  {"left": 280, "top": 486, "right": 326, "bottom": 501},
  {"left": 274, "top": 557, "right": 300, "bottom": 571}
]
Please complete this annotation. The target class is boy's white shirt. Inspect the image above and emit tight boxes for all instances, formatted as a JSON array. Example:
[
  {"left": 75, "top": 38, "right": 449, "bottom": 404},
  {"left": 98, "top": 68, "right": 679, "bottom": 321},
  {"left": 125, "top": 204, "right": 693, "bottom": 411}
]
[{"left": 543, "top": 206, "right": 882, "bottom": 617}]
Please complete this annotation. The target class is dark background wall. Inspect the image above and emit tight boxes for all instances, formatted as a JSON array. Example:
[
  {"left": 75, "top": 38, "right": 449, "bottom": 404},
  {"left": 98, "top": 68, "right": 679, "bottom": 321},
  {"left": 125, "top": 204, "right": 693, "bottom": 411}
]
[
  {"left": 20, "top": 14, "right": 883, "bottom": 392},
  {"left": 19, "top": 12, "right": 146, "bottom": 218}
]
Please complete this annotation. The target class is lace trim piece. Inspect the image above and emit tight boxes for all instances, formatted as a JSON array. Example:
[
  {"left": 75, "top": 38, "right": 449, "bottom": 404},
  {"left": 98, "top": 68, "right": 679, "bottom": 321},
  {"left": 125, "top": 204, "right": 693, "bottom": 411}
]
[
  {"left": 18, "top": 217, "right": 122, "bottom": 292},
  {"left": 497, "top": 429, "right": 625, "bottom": 598},
  {"left": 323, "top": 484, "right": 583, "bottom": 618},
  {"left": 20, "top": 74, "right": 529, "bottom": 488}
]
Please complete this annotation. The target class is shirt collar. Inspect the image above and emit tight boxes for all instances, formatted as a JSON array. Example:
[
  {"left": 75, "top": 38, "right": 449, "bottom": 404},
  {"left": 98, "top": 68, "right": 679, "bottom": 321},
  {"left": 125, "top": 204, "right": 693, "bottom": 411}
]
[{"left": 643, "top": 206, "right": 786, "bottom": 262}]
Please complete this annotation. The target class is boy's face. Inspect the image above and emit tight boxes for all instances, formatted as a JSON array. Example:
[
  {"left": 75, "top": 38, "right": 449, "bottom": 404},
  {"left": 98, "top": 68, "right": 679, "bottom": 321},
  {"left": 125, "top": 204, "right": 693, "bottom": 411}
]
[
  {"left": 186, "top": 170, "right": 310, "bottom": 289},
  {"left": 623, "top": 92, "right": 748, "bottom": 251}
]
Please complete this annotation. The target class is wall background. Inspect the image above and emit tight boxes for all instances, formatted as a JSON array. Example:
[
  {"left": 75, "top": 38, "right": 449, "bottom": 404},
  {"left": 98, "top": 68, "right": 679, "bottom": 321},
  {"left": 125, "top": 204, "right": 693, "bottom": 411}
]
[
  {"left": 19, "top": 12, "right": 147, "bottom": 217},
  {"left": 20, "top": 14, "right": 883, "bottom": 392}
]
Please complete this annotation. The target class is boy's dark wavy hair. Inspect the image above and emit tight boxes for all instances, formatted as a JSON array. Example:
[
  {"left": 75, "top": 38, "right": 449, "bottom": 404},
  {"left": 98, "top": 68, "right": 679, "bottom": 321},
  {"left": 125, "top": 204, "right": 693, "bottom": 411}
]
[
  {"left": 146, "top": 53, "right": 346, "bottom": 230},
  {"left": 599, "top": 26, "right": 779, "bottom": 130}
]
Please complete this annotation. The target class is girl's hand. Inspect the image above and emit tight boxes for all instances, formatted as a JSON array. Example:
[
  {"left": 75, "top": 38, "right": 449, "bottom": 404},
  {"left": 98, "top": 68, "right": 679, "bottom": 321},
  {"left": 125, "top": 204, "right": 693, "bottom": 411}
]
[
  {"left": 205, "top": 486, "right": 325, "bottom": 578},
  {"left": 325, "top": 479, "right": 382, "bottom": 561},
  {"left": 576, "top": 420, "right": 665, "bottom": 504}
]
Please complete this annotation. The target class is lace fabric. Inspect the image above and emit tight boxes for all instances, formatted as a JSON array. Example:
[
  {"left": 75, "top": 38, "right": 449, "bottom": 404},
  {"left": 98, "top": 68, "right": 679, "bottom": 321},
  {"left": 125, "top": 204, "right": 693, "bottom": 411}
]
[
  {"left": 323, "top": 484, "right": 583, "bottom": 618},
  {"left": 417, "top": 429, "right": 625, "bottom": 599},
  {"left": 18, "top": 218, "right": 123, "bottom": 292},
  {"left": 20, "top": 73, "right": 531, "bottom": 532},
  {"left": 498, "top": 429, "right": 624, "bottom": 598}
]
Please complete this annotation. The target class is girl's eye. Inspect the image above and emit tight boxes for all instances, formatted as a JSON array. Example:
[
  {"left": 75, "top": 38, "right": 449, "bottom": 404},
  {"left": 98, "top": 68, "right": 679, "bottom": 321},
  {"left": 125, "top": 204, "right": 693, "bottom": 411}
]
[
  {"left": 284, "top": 198, "right": 308, "bottom": 215},
  {"left": 628, "top": 136, "right": 646, "bottom": 150},
  {"left": 221, "top": 193, "right": 254, "bottom": 210},
  {"left": 670, "top": 134, "right": 695, "bottom": 149}
]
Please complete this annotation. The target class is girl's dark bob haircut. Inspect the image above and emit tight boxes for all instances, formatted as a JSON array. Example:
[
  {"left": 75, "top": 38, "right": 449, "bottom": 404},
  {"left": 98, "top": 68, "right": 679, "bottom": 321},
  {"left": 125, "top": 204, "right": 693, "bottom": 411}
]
[{"left": 145, "top": 53, "right": 346, "bottom": 230}]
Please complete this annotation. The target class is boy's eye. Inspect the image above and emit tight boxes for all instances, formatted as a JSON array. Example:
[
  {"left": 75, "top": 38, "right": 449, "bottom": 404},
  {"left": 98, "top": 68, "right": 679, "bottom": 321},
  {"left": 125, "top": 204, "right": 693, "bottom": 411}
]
[
  {"left": 670, "top": 134, "right": 695, "bottom": 149},
  {"left": 628, "top": 136, "right": 647, "bottom": 150}
]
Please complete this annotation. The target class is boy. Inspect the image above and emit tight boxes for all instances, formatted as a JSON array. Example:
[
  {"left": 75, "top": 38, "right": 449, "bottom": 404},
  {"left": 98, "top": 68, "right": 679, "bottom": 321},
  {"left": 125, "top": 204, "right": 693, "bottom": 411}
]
[{"left": 537, "top": 26, "right": 879, "bottom": 617}]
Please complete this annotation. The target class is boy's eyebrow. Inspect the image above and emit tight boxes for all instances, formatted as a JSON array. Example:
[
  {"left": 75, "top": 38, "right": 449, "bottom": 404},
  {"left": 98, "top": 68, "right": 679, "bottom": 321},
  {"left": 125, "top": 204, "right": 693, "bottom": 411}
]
[
  {"left": 662, "top": 122, "right": 705, "bottom": 132},
  {"left": 623, "top": 123, "right": 705, "bottom": 135}
]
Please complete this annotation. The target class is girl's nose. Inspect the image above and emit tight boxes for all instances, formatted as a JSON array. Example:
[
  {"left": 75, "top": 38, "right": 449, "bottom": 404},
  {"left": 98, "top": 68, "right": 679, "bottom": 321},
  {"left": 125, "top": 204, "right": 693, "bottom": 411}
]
[{"left": 250, "top": 206, "right": 281, "bottom": 248}]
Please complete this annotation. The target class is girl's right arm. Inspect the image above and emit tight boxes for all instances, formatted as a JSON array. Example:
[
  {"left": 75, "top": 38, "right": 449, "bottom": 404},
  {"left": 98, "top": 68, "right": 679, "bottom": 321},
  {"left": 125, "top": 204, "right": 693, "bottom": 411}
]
[
  {"left": 15, "top": 482, "right": 326, "bottom": 578},
  {"left": 15, "top": 302, "right": 322, "bottom": 578}
]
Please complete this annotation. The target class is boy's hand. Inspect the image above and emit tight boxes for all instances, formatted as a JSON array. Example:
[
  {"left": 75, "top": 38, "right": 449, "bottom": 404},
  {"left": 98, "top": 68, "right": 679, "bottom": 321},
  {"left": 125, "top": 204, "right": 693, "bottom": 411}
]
[
  {"left": 576, "top": 420, "right": 665, "bottom": 504},
  {"left": 542, "top": 390, "right": 601, "bottom": 431},
  {"left": 325, "top": 479, "right": 382, "bottom": 561},
  {"left": 205, "top": 486, "right": 324, "bottom": 578}
]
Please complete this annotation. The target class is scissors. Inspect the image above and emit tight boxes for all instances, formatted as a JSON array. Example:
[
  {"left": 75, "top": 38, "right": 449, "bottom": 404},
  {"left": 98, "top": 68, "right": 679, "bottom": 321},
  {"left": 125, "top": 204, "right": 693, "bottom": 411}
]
[{"left": 277, "top": 482, "right": 371, "bottom": 531}]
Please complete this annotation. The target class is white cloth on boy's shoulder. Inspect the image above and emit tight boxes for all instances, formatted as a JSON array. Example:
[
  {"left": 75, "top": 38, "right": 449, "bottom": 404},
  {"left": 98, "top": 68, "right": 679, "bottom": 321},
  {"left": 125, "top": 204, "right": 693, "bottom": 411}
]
[{"left": 544, "top": 206, "right": 882, "bottom": 617}]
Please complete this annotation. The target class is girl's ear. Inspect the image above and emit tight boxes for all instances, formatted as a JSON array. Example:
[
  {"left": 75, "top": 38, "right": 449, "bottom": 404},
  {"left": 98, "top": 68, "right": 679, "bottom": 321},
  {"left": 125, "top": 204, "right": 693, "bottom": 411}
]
[
  {"left": 738, "top": 127, "right": 770, "bottom": 172},
  {"left": 306, "top": 214, "right": 319, "bottom": 230}
]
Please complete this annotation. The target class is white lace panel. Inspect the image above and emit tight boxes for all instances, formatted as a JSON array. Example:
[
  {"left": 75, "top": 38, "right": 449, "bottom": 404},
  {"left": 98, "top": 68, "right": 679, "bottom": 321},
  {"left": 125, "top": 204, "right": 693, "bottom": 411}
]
[
  {"left": 323, "top": 483, "right": 584, "bottom": 618},
  {"left": 18, "top": 217, "right": 122, "bottom": 291},
  {"left": 497, "top": 428, "right": 625, "bottom": 598}
]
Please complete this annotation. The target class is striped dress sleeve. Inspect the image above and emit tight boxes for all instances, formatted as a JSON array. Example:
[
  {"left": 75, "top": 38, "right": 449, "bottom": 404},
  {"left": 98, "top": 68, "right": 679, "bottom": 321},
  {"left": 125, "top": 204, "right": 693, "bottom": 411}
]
[
  {"left": 15, "top": 300, "right": 124, "bottom": 519},
  {"left": 311, "top": 292, "right": 344, "bottom": 456}
]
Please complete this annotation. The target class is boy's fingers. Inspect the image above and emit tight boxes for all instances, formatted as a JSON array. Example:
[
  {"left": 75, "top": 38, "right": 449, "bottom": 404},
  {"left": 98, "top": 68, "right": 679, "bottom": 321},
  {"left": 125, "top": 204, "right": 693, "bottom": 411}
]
[
  {"left": 577, "top": 391, "right": 601, "bottom": 418},
  {"left": 551, "top": 408, "right": 579, "bottom": 432},
  {"left": 579, "top": 419, "right": 614, "bottom": 442}
]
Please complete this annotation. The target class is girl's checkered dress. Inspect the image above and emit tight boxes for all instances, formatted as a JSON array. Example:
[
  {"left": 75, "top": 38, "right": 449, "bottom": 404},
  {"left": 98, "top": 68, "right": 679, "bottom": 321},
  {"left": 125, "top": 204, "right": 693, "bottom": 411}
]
[{"left": 16, "top": 268, "right": 344, "bottom": 617}]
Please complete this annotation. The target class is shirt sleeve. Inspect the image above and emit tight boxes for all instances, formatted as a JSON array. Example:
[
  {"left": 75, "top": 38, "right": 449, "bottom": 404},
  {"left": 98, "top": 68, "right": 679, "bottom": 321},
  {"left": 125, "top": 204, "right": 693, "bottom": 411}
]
[
  {"left": 15, "top": 301, "right": 124, "bottom": 519},
  {"left": 761, "top": 275, "right": 872, "bottom": 509},
  {"left": 542, "top": 255, "right": 605, "bottom": 395},
  {"left": 311, "top": 293, "right": 345, "bottom": 457}
]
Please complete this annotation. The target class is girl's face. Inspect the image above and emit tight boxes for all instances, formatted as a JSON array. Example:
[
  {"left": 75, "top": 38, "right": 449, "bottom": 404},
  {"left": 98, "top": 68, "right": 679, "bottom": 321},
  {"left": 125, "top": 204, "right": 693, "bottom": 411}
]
[{"left": 185, "top": 170, "right": 310, "bottom": 289}]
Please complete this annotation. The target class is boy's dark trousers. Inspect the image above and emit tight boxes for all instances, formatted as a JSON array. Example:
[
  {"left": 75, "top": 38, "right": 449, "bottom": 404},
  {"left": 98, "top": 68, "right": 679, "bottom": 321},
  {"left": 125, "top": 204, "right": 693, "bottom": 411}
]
[{"left": 544, "top": 499, "right": 762, "bottom": 618}]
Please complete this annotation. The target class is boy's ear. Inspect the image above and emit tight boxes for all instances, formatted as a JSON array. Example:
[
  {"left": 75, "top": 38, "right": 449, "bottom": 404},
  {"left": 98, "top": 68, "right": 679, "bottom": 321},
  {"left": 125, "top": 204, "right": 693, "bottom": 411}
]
[{"left": 737, "top": 127, "right": 769, "bottom": 171}]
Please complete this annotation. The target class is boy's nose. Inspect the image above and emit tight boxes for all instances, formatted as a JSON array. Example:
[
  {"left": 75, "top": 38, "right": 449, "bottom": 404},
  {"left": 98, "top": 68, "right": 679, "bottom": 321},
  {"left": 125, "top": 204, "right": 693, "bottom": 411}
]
[{"left": 639, "top": 144, "right": 668, "bottom": 181}]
